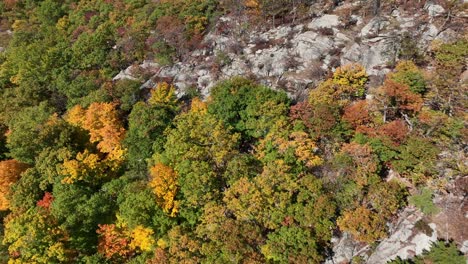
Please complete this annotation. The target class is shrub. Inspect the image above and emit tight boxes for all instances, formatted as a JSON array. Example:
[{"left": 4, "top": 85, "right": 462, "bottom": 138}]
[{"left": 409, "top": 188, "right": 439, "bottom": 215}]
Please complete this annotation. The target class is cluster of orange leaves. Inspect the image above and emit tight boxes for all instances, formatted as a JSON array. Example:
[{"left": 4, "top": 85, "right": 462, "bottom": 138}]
[
  {"left": 0, "top": 159, "right": 29, "bottom": 210},
  {"left": 62, "top": 103, "right": 126, "bottom": 184},
  {"left": 97, "top": 224, "right": 155, "bottom": 260}
]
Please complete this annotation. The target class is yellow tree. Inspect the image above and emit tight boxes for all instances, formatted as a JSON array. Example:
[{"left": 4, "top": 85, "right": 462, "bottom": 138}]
[
  {"left": 337, "top": 205, "right": 387, "bottom": 243},
  {"left": 62, "top": 103, "right": 126, "bottom": 184},
  {"left": 148, "top": 82, "right": 178, "bottom": 108},
  {"left": 66, "top": 102, "right": 125, "bottom": 154},
  {"left": 0, "top": 159, "right": 29, "bottom": 210},
  {"left": 309, "top": 64, "right": 368, "bottom": 107},
  {"left": 148, "top": 163, "right": 180, "bottom": 217},
  {"left": 129, "top": 225, "right": 155, "bottom": 252}
]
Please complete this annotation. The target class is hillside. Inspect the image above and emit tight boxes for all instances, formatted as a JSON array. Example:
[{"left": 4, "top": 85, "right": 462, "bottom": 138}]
[{"left": 0, "top": 1, "right": 467, "bottom": 263}]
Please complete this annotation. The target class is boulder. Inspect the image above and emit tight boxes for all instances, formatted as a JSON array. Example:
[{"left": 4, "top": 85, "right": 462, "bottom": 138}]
[
  {"left": 294, "top": 31, "right": 333, "bottom": 61},
  {"left": 360, "top": 17, "right": 389, "bottom": 38},
  {"left": 366, "top": 207, "right": 438, "bottom": 264},
  {"left": 425, "top": 4, "right": 445, "bottom": 17},
  {"left": 308, "top": 14, "right": 341, "bottom": 30}
]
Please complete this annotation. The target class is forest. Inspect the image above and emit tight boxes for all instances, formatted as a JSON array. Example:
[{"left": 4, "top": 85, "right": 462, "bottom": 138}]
[{"left": 0, "top": 0, "right": 467, "bottom": 263}]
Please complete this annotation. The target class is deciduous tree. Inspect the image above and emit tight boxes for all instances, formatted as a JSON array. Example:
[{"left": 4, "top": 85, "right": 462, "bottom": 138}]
[{"left": 0, "top": 159, "right": 28, "bottom": 210}]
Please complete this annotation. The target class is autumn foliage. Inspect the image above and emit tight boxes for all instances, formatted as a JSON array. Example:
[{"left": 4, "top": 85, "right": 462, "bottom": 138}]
[
  {"left": 66, "top": 102, "right": 125, "bottom": 154},
  {"left": 97, "top": 224, "right": 134, "bottom": 260},
  {"left": 149, "top": 163, "right": 179, "bottom": 217},
  {"left": 0, "top": 159, "right": 28, "bottom": 210},
  {"left": 0, "top": 0, "right": 465, "bottom": 260}
]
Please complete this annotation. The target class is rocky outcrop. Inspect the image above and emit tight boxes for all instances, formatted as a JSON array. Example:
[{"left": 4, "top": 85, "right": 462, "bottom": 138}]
[
  {"left": 113, "top": 4, "right": 460, "bottom": 101},
  {"left": 366, "top": 208, "right": 437, "bottom": 263},
  {"left": 325, "top": 207, "right": 438, "bottom": 264}
]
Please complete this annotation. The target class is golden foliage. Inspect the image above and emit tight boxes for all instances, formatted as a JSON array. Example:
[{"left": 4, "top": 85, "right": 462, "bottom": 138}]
[
  {"left": 309, "top": 64, "right": 368, "bottom": 107},
  {"left": 61, "top": 148, "right": 124, "bottom": 184},
  {"left": 256, "top": 120, "right": 322, "bottom": 168},
  {"left": 62, "top": 103, "right": 126, "bottom": 184},
  {"left": 278, "top": 131, "right": 323, "bottom": 168},
  {"left": 148, "top": 82, "right": 177, "bottom": 107},
  {"left": 149, "top": 163, "right": 179, "bottom": 217},
  {"left": 337, "top": 205, "right": 387, "bottom": 243},
  {"left": 66, "top": 102, "right": 125, "bottom": 154},
  {"left": 0, "top": 160, "right": 29, "bottom": 210},
  {"left": 189, "top": 97, "right": 207, "bottom": 114},
  {"left": 129, "top": 226, "right": 155, "bottom": 252}
]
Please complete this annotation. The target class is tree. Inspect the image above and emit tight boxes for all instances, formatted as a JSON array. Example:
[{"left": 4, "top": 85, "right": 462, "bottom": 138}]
[
  {"left": 408, "top": 188, "right": 439, "bottom": 215},
  {"left": 261, "top": 226, "right": 322, "bottom": 263},
  {"left": 124, "top": 101, "right": 176, "bottom": 176},
  {"left": 290, "top": 101, "right": 343, "bottom": 140},
  {"left": 375, "top": 79, "right": 423, "bottom": 123},
  {"left": 5, "top": 103, "right": 54, "bottom": 164},
  {"left": 8, "top": 168, "right": 43, "bottom": 211},
  {"left": 309, "top": 64, "right": 368, "bottom": 107},
  {"left": 0, "top": 159, "right": 29, "bottom": 210},
  {"left": 256, "top": 119, "right": 323, "bottom": 170},
  {"left": 148, "top": 82, "right": 178, "bottom": 109},
  {"left": 50, "top": 182, "right": 114, "bottom": 253},
  {"left": 149, "top": 163, "right": 180, "bottom": 217},
  {"left": 111, "top": 179, "right": 174, "bottom": 235},
  {"left": 129, "top": 225, "right": 155, "bottom": 252},
  {"left": 97, "top": 224, "right": 134, "bottom": 261},
  {"left": 340, "top": 142, "right": 379, "bottom": 186},
  {"left": 377, "top": 119, "right": 409, "bottom": 144},
  {"left": 428, "top": 38, "right": 467, "bottom": 116},
  {"left": 66, "top": 102, "right": 125, "bottom": 154},
  {"left": 392, "top": 136, "right": 438, "bottom": 183},
  {"left": 208, "top": 77, "right": 290, "bottom": 140},
  {"left": 156, "top": 16, "right": 188, "bottom": 59},
  {"left": 342, "top": 100, "right": 373, "bottom": 131},
  {"left": 164, "top": 98, "right": 240, "bottom": 167},
  {"left": 337, "top": 205, "right": 387, "bottom": 243},
  {"left": 389, "top": 60, "right": 427, "bottom": 94},
  {"left": 62, "top": 102, "right": 127, "bottom": 184},
  {"left": 195, "top": 203, "right": 265, "bottom": 263},
  {"left": 414, "top": 241, "right": 466, "bottom": 264},
  {"left": 3, "top": 208, "right": 72, "bottom": 263}
]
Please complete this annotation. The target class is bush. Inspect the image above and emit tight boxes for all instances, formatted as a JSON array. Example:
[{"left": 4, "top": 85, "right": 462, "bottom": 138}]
[
  {"left": 409, "top": 188, "right": 439, "bottom": 215},
  {"left": 390, "top": 61, "right": 427, "bottom": 94}
]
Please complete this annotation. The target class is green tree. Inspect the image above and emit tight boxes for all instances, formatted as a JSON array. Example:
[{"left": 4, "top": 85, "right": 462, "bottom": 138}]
[
  {"left": 6, "top": 103, "right": 54, "bottom": 164},
  {"left": 208, "top": 77, "right": 290, "bottom": 140},
  {"left": 3, "top": 208, "right": 72, "bottom": 263},
  {"left": 389, "top": 60, "right": 427, "bottom": 94},
  {"left": 51, "top": 182, "right": 114, "bottom": 254},
  {"left": 124, "top": 101, "right": 176, "bottom": 176}
]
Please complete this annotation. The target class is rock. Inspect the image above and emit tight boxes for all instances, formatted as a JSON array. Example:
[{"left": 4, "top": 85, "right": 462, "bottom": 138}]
[
  {"left": 140, "top": 60, "right": 159, "bottom": 70},
  {"left": 460, "top": 240, "right": 468, "bottom": 254},
  {"left": 341, "top": 40, "right": 391, "bottom": 76},
  {"left": 425, "top": 4, "right": 445, "bottom": 17},
  {"left": 308, "top": 14, "right": 341, "bottom": 29},
  {"left": 222, "top": 58, "right": 246, "bottom": 77},
  {"left": 421, "top": 23, "right": 439, "bottom": 44},
  {"left": 113, "top": 61, "right": 159, "bottom": 81},
  {"left": 360, "top": 17, "right": 389, "bottom": 38},
  {"left": 113, "top": 66, "right": 138, "bottom": 81},
  {"left": 294, "top": 31, "right": 333, "bottom": 61},
  {"left": 460, "top": 70, "right": 468, "bottom": 82},
  {"left": 366, "top": 208, "right": 438, "bottom": 264},
  {"left": 324, "top": 233, "right": 369, "bottom": 264},
  {"left": 436, "top": 28, "right": 459, "bottom": 42}
]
